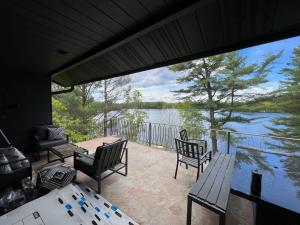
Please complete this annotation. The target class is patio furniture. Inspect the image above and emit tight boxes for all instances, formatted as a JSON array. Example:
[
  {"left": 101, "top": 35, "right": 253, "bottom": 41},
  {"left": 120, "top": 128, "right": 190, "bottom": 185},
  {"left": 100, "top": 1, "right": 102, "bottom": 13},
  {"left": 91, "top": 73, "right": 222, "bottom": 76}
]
[
  {"left": 33, "top": 125, "right": 69, "bottom": 160},
  {"left": 36, "top": 162, "right": 76, "bottom": 194},
  {"left": 0, "top": 129, "right": 32, "bottom": 190},
  {"left": 0, "top": 183, "right": 139, "bottom": 225},
  {"left": 231, "top": 148, "right": 300, "bottom": 225},
  {"left": 174, "top": 138, "right": 212, "bottom": 180},
  {"left": 48, "top": 143, "right": 88, "bottom": 163},
  {"left": 179, "top": 129, "right": 208, "bottom": 153},
  {"left": 187, "top": 152, "right": 235, "bottom": 225},
  {"left": 74, "top": 139, "right": 128, "bottom": 194}
]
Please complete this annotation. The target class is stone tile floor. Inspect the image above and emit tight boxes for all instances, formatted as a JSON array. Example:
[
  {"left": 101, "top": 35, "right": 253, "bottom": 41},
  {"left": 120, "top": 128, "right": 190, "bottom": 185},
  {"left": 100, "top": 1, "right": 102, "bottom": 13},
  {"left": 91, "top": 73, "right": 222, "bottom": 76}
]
[{"left": 33, "top": 136, "right": 254, "bottom": 225}]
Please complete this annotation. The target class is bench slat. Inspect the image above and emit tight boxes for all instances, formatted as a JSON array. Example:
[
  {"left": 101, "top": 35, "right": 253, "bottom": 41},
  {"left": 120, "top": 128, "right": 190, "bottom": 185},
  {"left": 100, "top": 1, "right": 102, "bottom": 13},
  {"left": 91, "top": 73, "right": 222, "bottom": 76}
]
[
  {"left": 190, "top": 152, "right": 221, "bottom": 196},
  {"left": 189, "top": 152, "right": 235, "bottom": 214},
  {"left": 216, "top": 156, "right": 235, "bottom": 210},
  {"left": 207, "top": 154, "right": 231, "bottom": 206},
  {"left": 197, "top": 153, "right": 226, "bottom": 200}
]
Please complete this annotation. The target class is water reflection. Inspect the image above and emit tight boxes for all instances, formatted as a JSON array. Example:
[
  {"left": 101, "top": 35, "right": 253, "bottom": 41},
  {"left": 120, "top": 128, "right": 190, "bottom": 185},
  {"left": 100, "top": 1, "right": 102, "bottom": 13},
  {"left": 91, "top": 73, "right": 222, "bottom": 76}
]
[
  {"left": 235, "top": 148, "right": 274, "bottom": 174},
  {"left": 235, "top": 148, "right": 300, "bottom": 198}
]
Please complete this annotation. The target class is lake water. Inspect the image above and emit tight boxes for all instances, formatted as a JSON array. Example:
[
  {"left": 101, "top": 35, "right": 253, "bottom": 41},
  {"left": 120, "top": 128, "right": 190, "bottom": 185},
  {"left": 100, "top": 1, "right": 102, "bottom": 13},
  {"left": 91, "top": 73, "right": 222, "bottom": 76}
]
[
  {"left": 143, "top": 108, "right": 286, "bottom": 135},
  {"left": 112, "top": 109, "right": 298, "bottom": 153}
]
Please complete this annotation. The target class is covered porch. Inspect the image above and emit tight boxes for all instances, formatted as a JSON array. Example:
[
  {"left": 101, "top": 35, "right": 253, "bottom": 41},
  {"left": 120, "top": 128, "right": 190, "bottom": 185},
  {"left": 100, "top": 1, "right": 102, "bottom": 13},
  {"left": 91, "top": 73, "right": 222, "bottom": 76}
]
[{"left": 33, "top": 136, "right": 253, "bottom": 225}]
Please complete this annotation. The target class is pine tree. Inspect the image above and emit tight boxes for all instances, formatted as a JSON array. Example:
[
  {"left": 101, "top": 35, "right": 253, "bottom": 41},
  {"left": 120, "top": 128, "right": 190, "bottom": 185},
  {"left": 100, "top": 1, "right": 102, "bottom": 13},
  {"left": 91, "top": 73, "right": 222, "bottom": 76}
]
[
  {"left": 169, "top": 51, "right": 281, "bottom": 152},
  {"left": 268, "top": 46, "right": 300, "bottom": 150}
]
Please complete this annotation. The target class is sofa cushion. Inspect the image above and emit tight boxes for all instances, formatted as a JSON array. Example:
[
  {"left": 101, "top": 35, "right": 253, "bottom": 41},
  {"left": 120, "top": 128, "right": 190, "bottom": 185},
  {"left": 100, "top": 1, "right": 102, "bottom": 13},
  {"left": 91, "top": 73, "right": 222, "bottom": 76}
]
[
  {"left": 34, "top": 125, "right": 59, "bottom": 140},
  {"left": 48, "top": 127, "right": 65, "bottom": 140},
  {"left": 38, "top": 139, "right": 68, "bottom": 149}
]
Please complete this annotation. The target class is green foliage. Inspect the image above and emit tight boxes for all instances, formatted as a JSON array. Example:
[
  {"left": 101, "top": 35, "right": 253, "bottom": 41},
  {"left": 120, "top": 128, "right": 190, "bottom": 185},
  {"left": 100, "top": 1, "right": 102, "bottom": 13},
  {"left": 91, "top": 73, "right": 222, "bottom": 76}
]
[
  {"left": 52, "top": 98, "right": 89, "bottom": 142},
  {"left": 52, "top": 82, "right": 102, "bottom": 142},
  {"left": 169, "top": 50, "right": 281, "bottom": 152},
  {"left": 123, "top": 86, "right": 148, "bottom": 140},
  {"left": 268, "top": 45, "right": 300, "bottom": 141},
  {"left": 176, "top": 100, "right": 205, "bottom": 139},
  {"left": 52, "top": 77, "right": 146, "bottom": 142}
]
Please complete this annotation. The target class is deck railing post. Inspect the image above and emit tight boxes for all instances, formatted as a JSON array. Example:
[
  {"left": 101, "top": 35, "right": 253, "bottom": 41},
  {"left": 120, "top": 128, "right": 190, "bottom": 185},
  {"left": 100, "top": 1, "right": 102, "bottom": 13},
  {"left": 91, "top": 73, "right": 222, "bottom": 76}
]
[
  {"left": 110, "top": 118, "right": 113, "bottom": 135},
  {"left": 149, "top": 123, "right": 152, "bottom": 146},
  {"left": 227, "top": 131, "right": 231, "bottom": 154}
]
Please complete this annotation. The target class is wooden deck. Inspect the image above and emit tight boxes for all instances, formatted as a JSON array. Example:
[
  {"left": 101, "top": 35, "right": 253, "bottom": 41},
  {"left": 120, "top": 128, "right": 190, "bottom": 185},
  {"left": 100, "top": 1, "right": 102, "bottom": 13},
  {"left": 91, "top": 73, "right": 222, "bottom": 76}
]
[{"left": 32, "top": 136, "right": 254, "bottom": 225}]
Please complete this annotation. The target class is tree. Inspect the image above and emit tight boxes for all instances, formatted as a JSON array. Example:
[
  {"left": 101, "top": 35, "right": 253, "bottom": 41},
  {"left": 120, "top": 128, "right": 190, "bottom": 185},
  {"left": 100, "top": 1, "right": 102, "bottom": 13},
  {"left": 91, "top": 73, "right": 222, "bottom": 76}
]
[
  {"left": 169, "top": 51, "right": 281, "bottom": 153},
  {"left": 52, "top": 98, "right": 88, "bottom": 142},
  {"left": 122, "top": 86, "right": 148, "bottom": 140},
  {"left": 267, "top": 45, "right": 300, "bottom": 149},
  {"left": 99, "top": 77, "right": 130, "bottom": 136},
  {"left": 266, "top": 46, "right": 300, "bottom": 194},
  {"left": 176, "top": 100, "right": 205, "bottom": 139},
  {"left": 52, "top": 82, "right": 102, "bottom": 141}
]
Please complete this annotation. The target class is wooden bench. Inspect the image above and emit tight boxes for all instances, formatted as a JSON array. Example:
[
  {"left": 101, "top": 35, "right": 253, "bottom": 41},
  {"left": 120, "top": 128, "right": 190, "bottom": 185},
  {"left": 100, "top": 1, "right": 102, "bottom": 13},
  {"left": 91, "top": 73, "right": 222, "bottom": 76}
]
[{"left": 187, "top": 152, "right": 235, "bottom": 225}]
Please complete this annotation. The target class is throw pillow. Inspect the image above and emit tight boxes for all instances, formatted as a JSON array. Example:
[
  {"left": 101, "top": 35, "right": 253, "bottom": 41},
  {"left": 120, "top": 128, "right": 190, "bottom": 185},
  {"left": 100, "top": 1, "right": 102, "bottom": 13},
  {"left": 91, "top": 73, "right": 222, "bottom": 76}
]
[{"left": 48, "top": 127, "right": 65, "bottom": 140}]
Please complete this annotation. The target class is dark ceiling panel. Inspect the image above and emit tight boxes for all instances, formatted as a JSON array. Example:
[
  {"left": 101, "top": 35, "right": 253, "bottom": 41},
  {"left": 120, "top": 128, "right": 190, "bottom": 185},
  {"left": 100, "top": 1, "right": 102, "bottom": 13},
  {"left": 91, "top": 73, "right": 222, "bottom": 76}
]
[
  {"left": 139, "top": 0, "right": 167, "bottom": 14},
  {"left": 10, "top": 0, "right": 106, "bottom": 41},
  {"left": 195, "top": 1, "right": 223, "bottom": 49},
  {"left": 6, "top": 3, "right": 98, "bottom": 47},
  {"left": 88, "top": 0, "right": 136, "bottom": 27},
  {"left": 2, "top": 0, "right": 300, "bottom": 85},
  {"left": 113, "top": 0, "right": 150, "bottom": 21},
  {"left": 273, "top": 0, "right": 300, "bottom": 31},
  {"left": 61, "top": 0, "right": 125, "bottom": 33},
  {"left": 219, "top": 0, "right": 275, "bottom": 44},
  {"left": 178, "top": 12, "right": 205, "bottom": 54},
  {"left": 139, "top": 35, "right": 166, "bottom": 63}
]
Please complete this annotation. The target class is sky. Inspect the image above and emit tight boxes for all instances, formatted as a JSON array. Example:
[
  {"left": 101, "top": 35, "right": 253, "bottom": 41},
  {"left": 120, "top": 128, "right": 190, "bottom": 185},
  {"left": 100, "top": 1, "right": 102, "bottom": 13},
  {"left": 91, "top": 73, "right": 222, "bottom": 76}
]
[{"left": 123, "top": 36, "right": 300, "bottom": 102}]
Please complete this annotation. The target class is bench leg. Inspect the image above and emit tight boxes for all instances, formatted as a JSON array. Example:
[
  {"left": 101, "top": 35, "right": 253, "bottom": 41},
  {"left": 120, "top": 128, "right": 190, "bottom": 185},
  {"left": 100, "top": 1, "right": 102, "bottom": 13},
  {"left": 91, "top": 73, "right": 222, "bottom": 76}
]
[
  {"left": 219, "top": 214, "right": 225, "bottom": 225},
  {"left": 187, "top": 196, "right": 192, "bottom": 225}
]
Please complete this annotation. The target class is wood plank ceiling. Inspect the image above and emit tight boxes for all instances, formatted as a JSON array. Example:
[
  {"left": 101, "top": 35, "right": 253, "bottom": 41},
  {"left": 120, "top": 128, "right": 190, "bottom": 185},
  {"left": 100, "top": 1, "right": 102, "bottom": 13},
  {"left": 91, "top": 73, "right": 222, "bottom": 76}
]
[{"left": 2, "top": 0, "right": 300, "bottom": 86}]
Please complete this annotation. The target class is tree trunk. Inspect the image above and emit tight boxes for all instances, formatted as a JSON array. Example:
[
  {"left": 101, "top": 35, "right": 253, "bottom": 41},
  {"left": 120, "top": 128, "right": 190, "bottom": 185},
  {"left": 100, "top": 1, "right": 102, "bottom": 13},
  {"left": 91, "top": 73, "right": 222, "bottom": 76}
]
[
  {"left": 202, "top": 58, "right": 218, "bottom": 153},
  {"left": 209, "top": 107, "right": 218, "bottom": 153},
  {"left": 103, "top": 80, "right": 108, "bottom": 136}
]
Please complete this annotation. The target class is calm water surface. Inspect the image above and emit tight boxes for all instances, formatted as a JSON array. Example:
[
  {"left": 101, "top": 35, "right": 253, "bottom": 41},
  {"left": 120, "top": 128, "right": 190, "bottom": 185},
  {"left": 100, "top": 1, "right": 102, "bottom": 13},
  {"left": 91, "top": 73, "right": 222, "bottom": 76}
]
[{"left": 143, "top": 109, "right": 287, "bottom": 135}]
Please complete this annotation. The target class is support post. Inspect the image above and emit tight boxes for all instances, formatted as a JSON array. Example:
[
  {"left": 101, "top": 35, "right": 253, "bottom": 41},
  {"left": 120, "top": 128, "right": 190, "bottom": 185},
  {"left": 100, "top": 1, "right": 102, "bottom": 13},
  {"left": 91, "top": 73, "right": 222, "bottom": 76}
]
[
  {"left": 110, "top": 118, "right": 113, "bottom": 135},
  {"left": 227, "top": 132, "right": 231, "bottom": 154},
  {"left": 148, "top": 123, "right": 152, "bottom": 146}
]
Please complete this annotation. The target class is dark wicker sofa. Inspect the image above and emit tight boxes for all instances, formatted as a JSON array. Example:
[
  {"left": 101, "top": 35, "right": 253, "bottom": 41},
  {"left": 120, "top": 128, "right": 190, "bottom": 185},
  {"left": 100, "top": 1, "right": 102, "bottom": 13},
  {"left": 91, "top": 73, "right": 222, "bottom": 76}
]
[{"left": 33, "top": 125, "right": 68, "bottom": 160}]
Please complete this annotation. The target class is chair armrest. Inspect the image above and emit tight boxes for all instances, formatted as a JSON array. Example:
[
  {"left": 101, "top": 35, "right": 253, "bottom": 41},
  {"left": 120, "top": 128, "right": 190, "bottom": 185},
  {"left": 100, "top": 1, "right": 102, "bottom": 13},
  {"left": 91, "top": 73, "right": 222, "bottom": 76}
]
[
  {"left": 188, "top": 138, "right": 206, "bottom": 144},
  {"left": 200, "top": 150, "right": 212, "bottom": 161}
]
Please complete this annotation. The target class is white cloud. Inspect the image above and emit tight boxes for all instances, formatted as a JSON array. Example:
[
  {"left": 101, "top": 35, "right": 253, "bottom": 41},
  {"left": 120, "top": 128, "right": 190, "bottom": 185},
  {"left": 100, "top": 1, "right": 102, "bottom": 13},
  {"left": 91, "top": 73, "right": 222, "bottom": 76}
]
[
  {"left": 129, "top": 67, "right": 182, "bottom": 88},
  {"left": 124, "top": 67, "right": 185, "bottom": 102},
  {"left": 135, "top": 84, "right": 181, "bottom": 102}
]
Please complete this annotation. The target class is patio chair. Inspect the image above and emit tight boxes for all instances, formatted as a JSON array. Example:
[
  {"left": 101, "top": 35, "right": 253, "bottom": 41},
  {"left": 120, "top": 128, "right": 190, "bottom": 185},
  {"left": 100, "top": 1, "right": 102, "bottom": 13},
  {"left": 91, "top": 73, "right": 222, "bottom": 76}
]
[
  {"left": 74, "top": 139, "right": 128, "bottom": 194},
  {"left": 179, "top": 129, "right": 207, "bottom": 154},
  {"left": 174, "top": 138, "right": 211, "bottom": 181}
]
